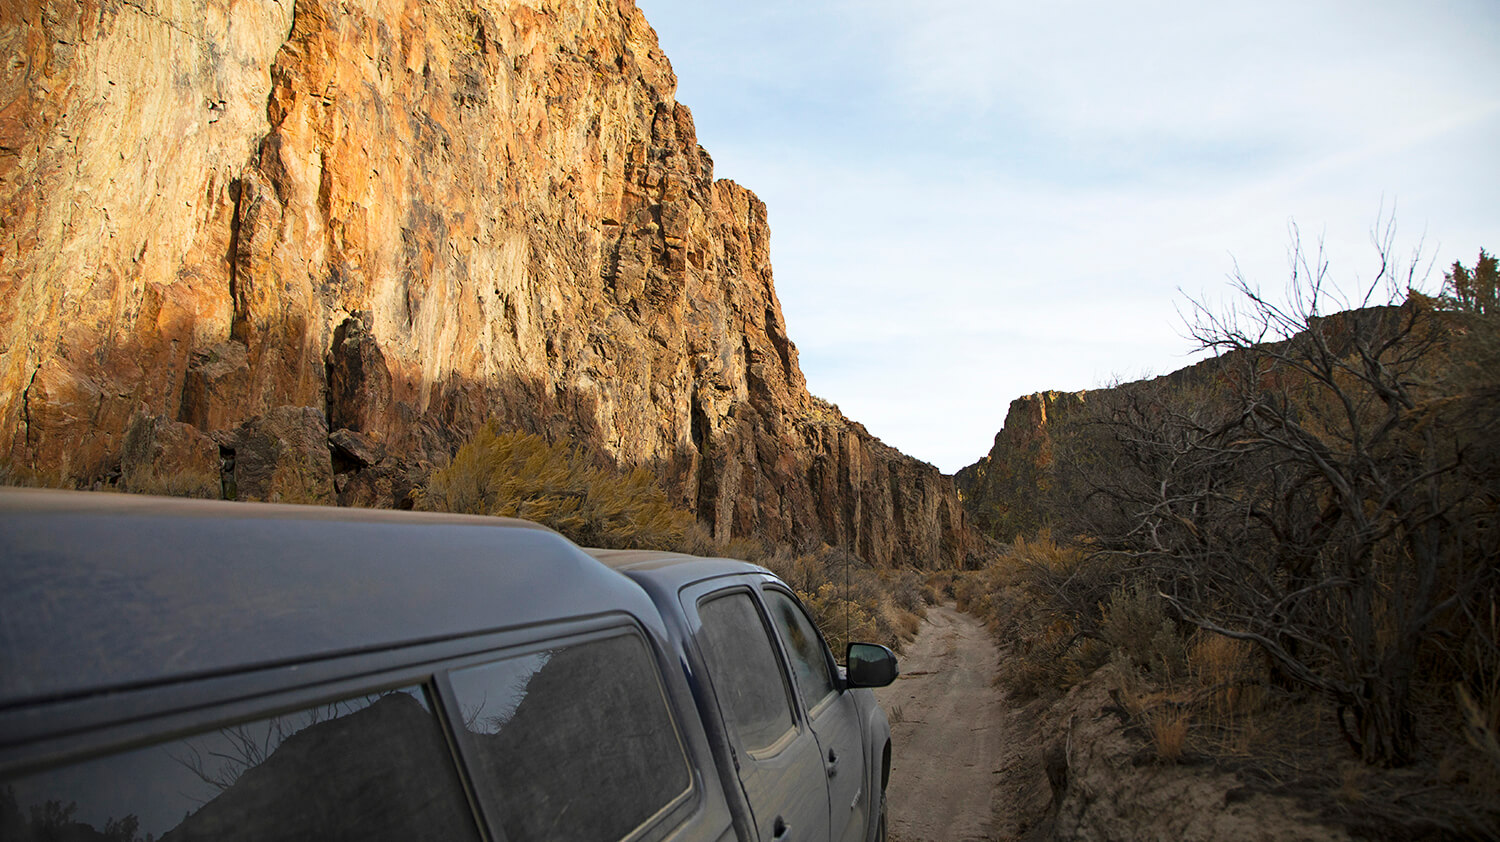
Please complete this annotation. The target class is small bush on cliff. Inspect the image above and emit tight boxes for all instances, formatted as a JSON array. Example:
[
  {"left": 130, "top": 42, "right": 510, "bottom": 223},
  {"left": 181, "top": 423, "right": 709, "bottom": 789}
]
[{"left": 418, "top": 425, "right": 693, "bottom": 550}]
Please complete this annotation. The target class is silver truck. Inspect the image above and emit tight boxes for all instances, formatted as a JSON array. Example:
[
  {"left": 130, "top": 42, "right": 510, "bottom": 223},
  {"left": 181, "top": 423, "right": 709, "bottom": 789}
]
[{"left": 0, "top": 488, "right": 896, "bottom": 842}]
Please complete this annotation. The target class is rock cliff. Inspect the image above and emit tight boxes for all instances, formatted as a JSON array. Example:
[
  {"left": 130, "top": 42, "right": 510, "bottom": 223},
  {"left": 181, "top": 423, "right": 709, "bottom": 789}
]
[
  {"left": 0, "top": 0, "right": 967, "bottom": 567},
  {"left": 954, "top": 390, "right": 1085, "bottom": 542}
]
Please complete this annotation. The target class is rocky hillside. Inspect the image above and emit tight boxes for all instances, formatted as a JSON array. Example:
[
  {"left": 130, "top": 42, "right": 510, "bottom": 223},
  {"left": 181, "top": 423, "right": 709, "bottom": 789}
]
[
  {"left": 954, "top": 312, "right": 1386, "bottom": 544},
  {"left": 954, "top": 390, "right": 1085, "bottom": 543},
  {"left": 0, "top": 0, "right": 967, "bottom": 567}
]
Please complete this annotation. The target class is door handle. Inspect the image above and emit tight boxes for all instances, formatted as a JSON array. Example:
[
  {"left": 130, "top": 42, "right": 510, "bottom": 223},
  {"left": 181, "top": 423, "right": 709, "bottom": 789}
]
[
  {"left": 825, "top": 747, "right": 838, "bottom": 777},
  {"left": 773, "top": 815, "right": 790, "bottom": 840}
]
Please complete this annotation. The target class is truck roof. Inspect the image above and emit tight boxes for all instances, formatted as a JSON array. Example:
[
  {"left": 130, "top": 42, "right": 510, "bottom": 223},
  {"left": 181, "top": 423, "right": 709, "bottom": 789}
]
[
  {"left": 584, "top": 547, "right": 772, "bottom": 588},
  {"left": 0, "top": 488, "right": 653, "bottom": 708}
]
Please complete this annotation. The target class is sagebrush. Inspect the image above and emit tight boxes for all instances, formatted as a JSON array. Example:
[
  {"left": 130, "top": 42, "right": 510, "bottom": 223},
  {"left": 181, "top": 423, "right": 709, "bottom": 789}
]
[{"left": 419, "top": 425, "right": 693, "bottom": 550}]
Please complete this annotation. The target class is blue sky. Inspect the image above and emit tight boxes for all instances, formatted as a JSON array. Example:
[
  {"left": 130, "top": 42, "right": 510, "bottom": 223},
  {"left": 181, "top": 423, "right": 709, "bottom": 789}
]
[{"left": 634, "top": 0, "right": 1500, "bottom": 473}]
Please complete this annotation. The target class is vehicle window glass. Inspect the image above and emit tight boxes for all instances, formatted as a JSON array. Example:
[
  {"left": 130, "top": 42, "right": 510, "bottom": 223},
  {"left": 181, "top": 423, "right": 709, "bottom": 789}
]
[
  {"left": 448, "top": 632, "right": 691, "bottom": 842},
  {"left": 0, "top": 687, "right": 480, "bottom": 842},
  {"left": 763, "top": 589, "right": 839, "bottom": 710},
  {"left": 697, "top": 591, "right": 796, "bottom": 752}
]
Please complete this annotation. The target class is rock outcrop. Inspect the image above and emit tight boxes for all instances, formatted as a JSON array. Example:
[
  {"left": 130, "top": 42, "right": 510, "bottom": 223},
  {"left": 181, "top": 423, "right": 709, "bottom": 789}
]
[
  {"left": 119, "top": 412, "right": 220, "bottom": 498},
  {"left": 954, "top": 390, "right": 1085, "bottom": 542},
  {"left": 0, "top": 0, "right": 967, "bottom": 567}
]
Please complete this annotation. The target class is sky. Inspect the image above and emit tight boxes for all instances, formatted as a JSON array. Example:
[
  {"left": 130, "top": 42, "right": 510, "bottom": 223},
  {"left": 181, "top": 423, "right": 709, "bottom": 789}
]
[{"left": 633, "top": 0, "right": 1500, "bottom": 474}]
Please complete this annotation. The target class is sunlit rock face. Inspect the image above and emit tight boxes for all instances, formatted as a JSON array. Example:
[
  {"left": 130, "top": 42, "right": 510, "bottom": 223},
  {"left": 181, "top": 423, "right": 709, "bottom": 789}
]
[{"left": 0, "top": 0, "right": 968, "bottom": 566}]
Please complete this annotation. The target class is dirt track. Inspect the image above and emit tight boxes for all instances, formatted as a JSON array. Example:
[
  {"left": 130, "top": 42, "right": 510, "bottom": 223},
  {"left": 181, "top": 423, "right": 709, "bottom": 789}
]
[{"left": 873, "top": 603, "right": 1034, "bottom": 841}]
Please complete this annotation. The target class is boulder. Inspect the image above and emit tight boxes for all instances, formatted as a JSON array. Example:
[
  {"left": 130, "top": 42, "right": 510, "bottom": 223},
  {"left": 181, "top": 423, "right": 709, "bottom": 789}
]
[
  {"left": 120, "top": 413, "right": 221, "bottom": 499},
  {"left": 228, "top": 407, "right": 334, "bottom": 504},
  {"left": 327, "top": 316, "right": 392, "bottom": 436}
]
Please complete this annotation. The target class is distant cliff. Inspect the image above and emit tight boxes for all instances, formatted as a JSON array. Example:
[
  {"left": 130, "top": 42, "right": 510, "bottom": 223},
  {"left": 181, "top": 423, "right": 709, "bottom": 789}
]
[
  {"left": 0, "top": 0, "right": 967, "bottom": 567},
  {"left": 953, "top": 390, "right": 1085, "bottom": 542}
]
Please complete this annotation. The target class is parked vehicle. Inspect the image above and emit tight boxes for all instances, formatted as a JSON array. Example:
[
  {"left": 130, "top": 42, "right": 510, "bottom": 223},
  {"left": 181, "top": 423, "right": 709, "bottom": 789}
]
[{"left": 0, "top": 488, "right": 896, "bottom": 842}]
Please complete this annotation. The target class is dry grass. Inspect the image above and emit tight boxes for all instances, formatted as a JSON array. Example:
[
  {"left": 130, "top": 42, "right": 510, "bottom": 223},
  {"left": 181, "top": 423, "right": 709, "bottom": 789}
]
[
  {"left": 1149, "top": 707, "right": 1191, "bottom": 764},
  {"left": 895, "top": 609, "right": 922, "bottom": 639},
  {"left": 0, "top": 462, "right": 73, "bottom": 489},
  {"left": 923, "top": 571, "right": 954, "bottom": 603},
  {"left": 760, "top": 544, "right": 922, "bottom": 655},
  {"left": 887, "top": 568, "right": 928, "bottom": 614},
  {"left": 1190, "top": 634, "right": 1255, "bottom": 698},
  {"left": 1186, "top": 632, "right": 1266, "bottom": 753},
  {"left": 798, "top": 582, "right": 879, "bottom": 656},
  {"left": 987, "top": 547, "right": 1500, "bottom": 837},
  {"left": 1337, "top": 761, "right": 1371, "bottom": 803},
  {"left": 122, "top": 468, "right": 220, "bottom": 499},
  {"left": 422, "top": 427, "right": 926, "bottom": 657},
  {"left": 1459, "top": 683, "right": 1500, "bottom": 792},
  {"left": 961, "top": 534, "right": 1126, "bottom": 701}
]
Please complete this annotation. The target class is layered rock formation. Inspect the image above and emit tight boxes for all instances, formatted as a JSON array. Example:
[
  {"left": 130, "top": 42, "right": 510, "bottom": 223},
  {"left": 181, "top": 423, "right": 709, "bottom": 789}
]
[{"left": 0, "top": 0, "right": 967, "bottom": 567}]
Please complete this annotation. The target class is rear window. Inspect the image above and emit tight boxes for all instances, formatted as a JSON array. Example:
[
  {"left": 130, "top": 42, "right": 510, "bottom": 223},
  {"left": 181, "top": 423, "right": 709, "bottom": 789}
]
[
  {"left": 0, "top": 687, "right": 480, "bottom": 842},
  {"left": 447, "top": 631, "right": 693, "bottom": 841}
]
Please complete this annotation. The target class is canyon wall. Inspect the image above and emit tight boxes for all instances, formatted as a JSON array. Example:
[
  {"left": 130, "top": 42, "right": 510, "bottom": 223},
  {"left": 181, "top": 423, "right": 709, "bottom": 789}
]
[
  {"left": 0, "top": 0, "right": 967, "bottom": 567},
  {"left": 954, "top": 390, "right": 1086, "bottom": 543}
]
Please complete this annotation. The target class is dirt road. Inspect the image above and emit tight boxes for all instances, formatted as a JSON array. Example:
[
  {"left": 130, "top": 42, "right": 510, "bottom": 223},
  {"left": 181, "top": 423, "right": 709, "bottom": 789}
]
[{"left": 874, "top": 603, "right": 1044, "bottom": 842}]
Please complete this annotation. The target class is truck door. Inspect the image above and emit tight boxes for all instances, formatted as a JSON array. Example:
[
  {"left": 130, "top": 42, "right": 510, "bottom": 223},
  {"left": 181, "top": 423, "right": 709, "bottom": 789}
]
[
  {"left": 694, "top": 588, "right": 831, "bottom": 842},
  {"left": 761, "top": 587, "right": 870, "bottom": 842}
]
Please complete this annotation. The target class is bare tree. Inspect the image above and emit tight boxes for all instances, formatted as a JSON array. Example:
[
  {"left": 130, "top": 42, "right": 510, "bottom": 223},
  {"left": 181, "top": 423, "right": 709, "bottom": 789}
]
[{"left": 1058, "top": 221, "right": 1497, "bottom": 765}]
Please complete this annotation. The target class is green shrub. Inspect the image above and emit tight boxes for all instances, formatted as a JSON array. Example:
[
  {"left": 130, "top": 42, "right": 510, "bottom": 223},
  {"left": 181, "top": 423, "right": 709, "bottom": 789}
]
[
  {"left": 888, "top": 569, "right": 926, "bottom": 613},
  {"left": 1100, "top": 582, "right": 1187, "bottom": 681}
]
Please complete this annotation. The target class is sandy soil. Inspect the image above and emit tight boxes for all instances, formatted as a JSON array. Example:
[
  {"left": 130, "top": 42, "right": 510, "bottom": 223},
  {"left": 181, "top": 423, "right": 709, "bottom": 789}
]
[{"left": 874, "top": 604, "right": 1045, "bottom": 841}]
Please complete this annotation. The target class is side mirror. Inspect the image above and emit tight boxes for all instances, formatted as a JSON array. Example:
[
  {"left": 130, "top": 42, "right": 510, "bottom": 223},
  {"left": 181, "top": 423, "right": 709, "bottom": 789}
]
[{"left": 845, "top": 642, "right": 899, "bottom": 688}]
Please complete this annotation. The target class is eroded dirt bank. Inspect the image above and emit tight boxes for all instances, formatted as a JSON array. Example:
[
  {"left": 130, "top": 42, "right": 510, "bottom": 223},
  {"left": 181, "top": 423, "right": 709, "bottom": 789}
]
[
  {"left": 874, "top": 604, "right": 1050, "bottom": 841},
  {"left": 871, "top": 605, "right": 1353, "bottom": 842}
]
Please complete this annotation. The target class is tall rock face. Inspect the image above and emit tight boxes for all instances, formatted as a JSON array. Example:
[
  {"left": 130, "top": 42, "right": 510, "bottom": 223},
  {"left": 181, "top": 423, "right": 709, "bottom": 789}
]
[
  {"left": 0, "top": 0, "right": 967, "bottom": 567},
  {"left": 954, "top": 390, "right": 1085, "bottom": 543}
]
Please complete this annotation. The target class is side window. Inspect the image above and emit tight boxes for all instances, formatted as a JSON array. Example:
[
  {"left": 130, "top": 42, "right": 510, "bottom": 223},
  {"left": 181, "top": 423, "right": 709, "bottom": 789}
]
[
  {"left": 763, "top": 589, "right": 839, "bottom": 711},
  {"left": 697, "top": 591, "right": 797, "bottom": 752},
  {"left": 447, "top": 632, "right": 692, "bottom": 842},
  {"left": 0, "top": 687, "right": 480, "bottom": 842}
]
